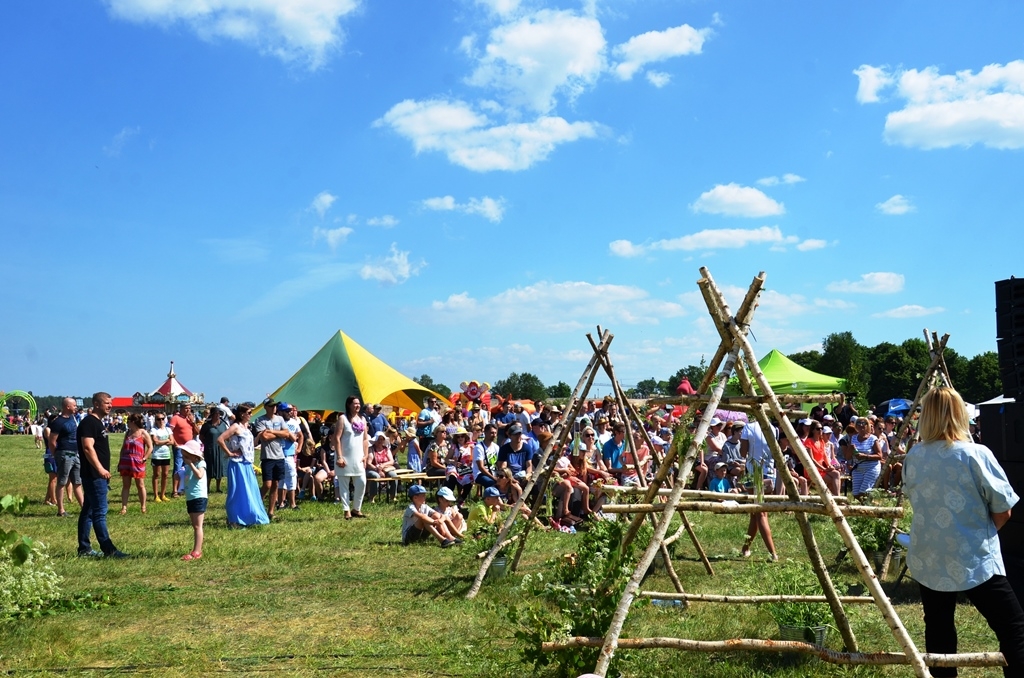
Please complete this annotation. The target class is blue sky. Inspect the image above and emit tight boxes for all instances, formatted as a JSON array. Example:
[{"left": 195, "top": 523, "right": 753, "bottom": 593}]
[{"left": 3, "top": 0, "right": 1022, "bottom": 402}]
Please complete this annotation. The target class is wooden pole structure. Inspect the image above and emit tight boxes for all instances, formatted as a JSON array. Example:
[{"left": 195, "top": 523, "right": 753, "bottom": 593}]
[
  {"left": 548, "top": 638, "right": 1005, "bottom": 668},
  {"left": 586, "top": 330, "right": 705, "bottom": 587},
  {"left": 618, "top": 272, "right": 766, "bottom": 553},
  {"left": 467, "top": 331, "right": 612, "bottom": 598},
  {"left": 506, "top": 330, "right": 614, "bottom": 575},
  {"left": 723, "top": 308, "right": 931, "bottom": 676},
  {"left": 599, "top": 502, "right": 903, "bottom": 518},
  {"left": 592, "top": 274, "right": 763, "bottom": 677},
  {"left": 696, "top": 269, "right": 861, "bottom": 653}
]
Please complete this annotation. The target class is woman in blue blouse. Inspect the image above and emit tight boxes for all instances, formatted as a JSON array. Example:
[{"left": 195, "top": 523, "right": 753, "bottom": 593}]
[{"left": 904, "top": 387, "right": 1024, "bottom": 677}]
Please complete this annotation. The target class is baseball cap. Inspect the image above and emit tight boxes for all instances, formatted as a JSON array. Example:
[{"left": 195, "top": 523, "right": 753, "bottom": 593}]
[
  {"left": 408, "top": 484, "right": 427, "bottom": 497},
  {"left": 714, "top": 462, "right": 726, "bottom": 470},
  {"left": 277, "top": 402, "right": 291, "bottom": 412},
  {"left": 437, "top": 487, "right": 457, "bottom": 502},
  {"left": 263, "top": 398, "right": 278, "bottom": 408},
  {"left": 484, "top": 487, "right": 501, "bottom": 499},
  {"left": 709, "top": 417, "right": 723, "bottom": 427},
  {"left": 508, "top": 423, "right": 523, "bottom": 436}
]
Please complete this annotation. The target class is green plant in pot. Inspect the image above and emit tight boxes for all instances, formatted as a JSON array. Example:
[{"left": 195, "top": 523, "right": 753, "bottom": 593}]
[
  {"left": 746, "top": 561, "right": 833, "bottom": 645},
  {"left": 473, "top": 523, "right": 519, "bottom": 579}
]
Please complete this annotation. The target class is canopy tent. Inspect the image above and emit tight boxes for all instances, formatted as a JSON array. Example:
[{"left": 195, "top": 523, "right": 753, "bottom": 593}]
[
  {"left": 727, "top": 348, "right": 845, "bottom": 395},
  {"left": 260, "top": 331, "right": 447, "bottom": 415}
]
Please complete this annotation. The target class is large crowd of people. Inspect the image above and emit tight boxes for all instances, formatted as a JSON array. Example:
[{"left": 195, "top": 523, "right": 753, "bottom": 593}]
[{"left": 24, "top": 389, "right": 951, "bottom": 563}]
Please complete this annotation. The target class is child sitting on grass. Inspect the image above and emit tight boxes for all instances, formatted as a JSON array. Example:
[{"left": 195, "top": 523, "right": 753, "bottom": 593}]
[
  {"left": 180, "top": 440, "right": 207, "bottom": 561},
  {"left": 436, "top": 486, "right": 466, "bottom": 539},
  {"left": 402, "top": 484, "right": 461, "bottom": 548}
]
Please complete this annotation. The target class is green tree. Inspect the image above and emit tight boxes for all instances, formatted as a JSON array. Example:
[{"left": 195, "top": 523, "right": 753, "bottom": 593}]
[
  {"left": 959, "top": 352, "right": 1002, "bottom": 404},
  {"left": 866, "top": 342, "right": 922, "bottom": 406},
  {"left": 626, "top": 378, "right": 661, "bottom": 399},
  {"left": 787, "top": 350, "right": 822, "bottom": 372},
  {"left": 545, "top": 381, "right": 572, "bottom": 399},
  {"left": 664, "top": 358, "right": 707, "bottom": 395},
  {"left": 819, "top": 332, "right": 869, "bottom": 410},
  {"left": 412, "top": 374, "right": 451, "bottom": 398},
  {"left": 493, "top": 372, "right": 548, "bottom": 402}
]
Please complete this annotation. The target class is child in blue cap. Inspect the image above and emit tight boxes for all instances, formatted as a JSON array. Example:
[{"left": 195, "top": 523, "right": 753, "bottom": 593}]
[{"left": 401, "top": 484, "right": 459, "bottom": 548}]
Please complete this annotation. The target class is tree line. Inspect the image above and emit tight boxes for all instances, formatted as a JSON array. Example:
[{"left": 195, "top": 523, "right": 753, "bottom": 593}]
[{"left": 420, "top": 332, "right": 1001, "bottom": 411}]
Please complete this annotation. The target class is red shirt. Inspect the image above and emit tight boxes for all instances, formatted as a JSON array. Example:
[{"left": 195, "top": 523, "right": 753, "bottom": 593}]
[
  {"left": 802, "top": 437, "right": 827, "bottom": 479},
  {"left": 170, "top": 414, "right": 194, "bottom": 446}
]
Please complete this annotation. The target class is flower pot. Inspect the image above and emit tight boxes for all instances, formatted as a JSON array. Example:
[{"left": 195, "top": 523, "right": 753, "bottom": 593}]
[
  {"left": 488, "top": 555, "right": 508, "bottom": 580},
  {"left": 778, "top": 623, "right": 828, "bottom": 646}
]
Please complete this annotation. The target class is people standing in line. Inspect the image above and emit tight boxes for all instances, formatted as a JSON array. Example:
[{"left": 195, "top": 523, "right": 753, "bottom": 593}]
[
  {"left": 218, "top": 404, "right": 270, "bottom": 527},
  {"left": 169, "top": 403, "right": 201, "bottom": 498},
  {"left": 76, "top": 392, "right": 128, "bottom": 558},
  {"left": 255, "top": 399, "right": 292, "bottom": 520},
  {"left": 150, "top": 413, "right": 174, "bottom": 502},
  {"left": 332, "top": 395, "right": 368, "bottom": 520},
  {"left": 904, "top": 386, "right": 1024, "bottom": 678},
  {"left": 180, "top": 439, "right": 207, "bottom": 561},
  {"left": 48, "top": 397, "right": 83, "bottom": 517},
  {"left": 199, "top": 406, "right": 228, "bottom": 493},
  {"left": 117, "top": 413, "right": 151, "bottom": 514}
]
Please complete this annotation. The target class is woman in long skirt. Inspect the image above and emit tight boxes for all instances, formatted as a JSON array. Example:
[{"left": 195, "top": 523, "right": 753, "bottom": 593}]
[
  {"left": 200, "top": 407, "right": 229, "bottom": 492},
  {"left": 217, "top": 405, "right": 269, "bottom": 527}
]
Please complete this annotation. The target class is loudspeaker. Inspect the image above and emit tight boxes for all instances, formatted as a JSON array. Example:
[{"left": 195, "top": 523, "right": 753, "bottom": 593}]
[
  {"left": 982, "top": 402, "right": 1024, "bottom": 461},
  {"left": 996, "top": 278, "right": 1024, "bottom": 317},
  {"left": 999, "top": 338, "right": 1024, "bottom": 370},
  {"left": 997, "top": 308, "right": 1024, "bottom": 341}
]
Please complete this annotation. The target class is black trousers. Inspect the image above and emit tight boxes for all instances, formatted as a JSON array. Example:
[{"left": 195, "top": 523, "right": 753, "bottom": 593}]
[{"left": 919, "top": 574, "right": 1024, "bottom": 677}]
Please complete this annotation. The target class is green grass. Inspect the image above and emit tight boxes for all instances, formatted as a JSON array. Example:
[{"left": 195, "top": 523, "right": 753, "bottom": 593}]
[{"left": 0, "top": 433, "right": 1005, "bottom": 676}]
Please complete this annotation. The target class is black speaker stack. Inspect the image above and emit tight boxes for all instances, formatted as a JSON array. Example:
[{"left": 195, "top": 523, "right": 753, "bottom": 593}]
[
  {"left": 997, "top": 277, "right": 1024, "bottom": 399},
  {"left": 992, "top": 279, "right": 1024, "bottom": 588}
]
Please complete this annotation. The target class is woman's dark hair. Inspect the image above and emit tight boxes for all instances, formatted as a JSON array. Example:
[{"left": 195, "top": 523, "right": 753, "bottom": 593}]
[
  {"left": 128, "top": 413, "right": 145, "bottom": 428},
  {"left": 345, "top": 395, "right": 360, "bottom": 418},
  {"left": 234, "top": 404, "right": 252, "bottom": 419}
]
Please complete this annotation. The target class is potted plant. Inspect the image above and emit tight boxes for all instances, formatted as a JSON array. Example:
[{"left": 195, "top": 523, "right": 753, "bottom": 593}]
[
  {"left": 747, "top": 561, "right": 833, "bottom": 646},
  {"left": 474, "top": 524, "right": 516, "bottom": 579}
]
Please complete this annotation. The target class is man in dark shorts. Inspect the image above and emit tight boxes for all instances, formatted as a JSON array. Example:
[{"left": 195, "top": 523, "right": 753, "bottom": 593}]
[
  {"left": 255, "top": 399, "right": 292, "bottom": 519},
  {"left": 77, "top": 392, "right": 128, "bottom": 558},
  {"left": 48, "top": 397, "right": 83, "bottom": 517}
]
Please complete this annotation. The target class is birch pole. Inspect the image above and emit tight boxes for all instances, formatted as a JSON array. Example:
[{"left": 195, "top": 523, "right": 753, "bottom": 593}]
[
  {"left": 593, "top": 329, "right": 755, "bottom": 676},
  {"left": 467, "top": 331, "right": 612, "bottom": 598},
  {"left": 725, "top": 317, "right": 931, "bottom": 677}
]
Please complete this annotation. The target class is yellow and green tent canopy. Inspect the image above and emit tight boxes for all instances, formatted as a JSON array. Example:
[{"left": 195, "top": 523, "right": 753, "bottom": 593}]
[
  {"left": 262, "top": 331, "right": 446, "bottom": 414},
  {"left": 727, "top": 349, "right": 846, "bottom": 395}
]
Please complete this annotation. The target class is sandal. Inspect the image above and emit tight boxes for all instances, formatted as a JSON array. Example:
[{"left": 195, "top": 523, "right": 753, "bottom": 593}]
[{"left": 181, "top": 551, "right": 202, "bottom": 561}]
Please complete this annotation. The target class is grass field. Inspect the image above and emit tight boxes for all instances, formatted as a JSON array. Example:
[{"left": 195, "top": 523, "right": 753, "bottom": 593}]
[{"left": 0, "top": 432, "right": 1006, "bottom": 677}]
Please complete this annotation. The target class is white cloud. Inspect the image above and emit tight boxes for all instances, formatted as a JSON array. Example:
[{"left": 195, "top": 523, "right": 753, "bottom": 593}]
[
  {"left": 106, "top": 0, "right": 359, "bottom": 69},
  {"left": 376, "top": 98, "right": 599, "bottom": 171},
  {"left": 757, "top": 173, "right": 805, "bottom": 186},
  {"left": 312, "top": 226, "right": 352, "bottom": 249},
  {"left": 875, "top": 194, "right": 915, "bottom": 215},
  {"left": 853, "top": 64, "right": 895, "bottom": 103},
  {"left": 103, "top": 126, "right": 140, "bottom": 156},
  {"left": 691, "top": 183, "right": 785, "bottom": 217},
  {"left": 612, "top": 23, "right": 709, "bottom": 81},
  {"left": 423, "top": 195, "right": 506, "bottom": 222},
  {"left": 796, "top": 238, "right": 828, "bottom": 251},
  {"left": 475, "top": 0, "right": 520, "bottom": 17},
  {"left": 873, "top": 305, "right": 945, "bottom": 319},
  {"left": 826, "top": 272, "right": 905, "bottom": 294},
  {"left": 366, "top": 215, "right": 398, "bottom": 227},
  {"left": 237, "top": 261, "right": 358, "bottom": 319},
  {"left": 814, "top": 298, "right": 856, "bottom": 310},
  {"left": 645, "top": 71, "right": 671, "bottom": 87},
  {"left": 359, "top": 243, "right": 423, "bottom": 285},
  {"left": 309, "top": 190, "right": 337, "bottom": 218},
  {"left": 466, "top": 9, "right": 607, "bottom": 113},
  {"left": 429, "top": 281, "right": 684, "bottom": 331},
  {"left": 610, "top": 226, "right": 798, "bottom": 257},
  {"left": 856, "top": 60, "right": 1024, "bottom": 149}
]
